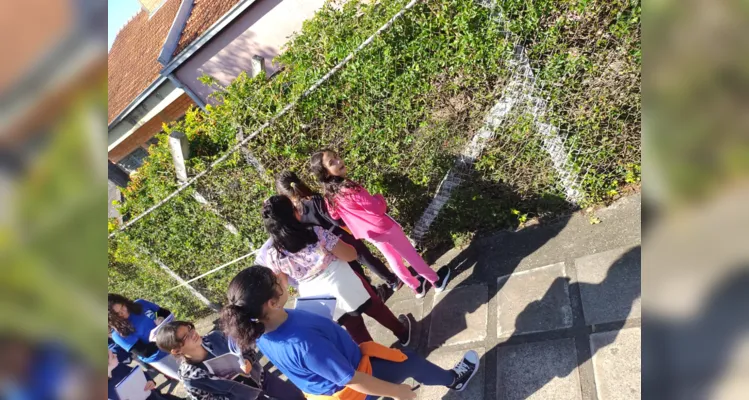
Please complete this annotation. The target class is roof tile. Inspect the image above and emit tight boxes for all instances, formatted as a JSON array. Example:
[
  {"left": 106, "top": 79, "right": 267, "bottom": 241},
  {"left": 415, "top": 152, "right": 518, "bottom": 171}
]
[
  {"left": 108, "top": 0, "right": 245, "bottom": 125},
  {"left": 173, "top": 0, "right": 243, "bottom": 56},
  {"left": 107, "top": 0, "right": 181, "bottom": 124}
]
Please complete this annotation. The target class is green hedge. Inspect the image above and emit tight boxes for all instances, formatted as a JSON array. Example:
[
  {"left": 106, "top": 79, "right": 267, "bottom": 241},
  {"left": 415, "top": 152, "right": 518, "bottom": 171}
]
[{"left": 109, "top": 0, "right": 640, "bottom": 319}]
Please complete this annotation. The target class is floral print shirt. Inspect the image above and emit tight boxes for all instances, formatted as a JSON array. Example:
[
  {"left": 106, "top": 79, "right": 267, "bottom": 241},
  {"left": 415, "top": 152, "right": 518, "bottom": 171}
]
[{"left": 266, "top": 226, "right": 339, "bottom": 282}]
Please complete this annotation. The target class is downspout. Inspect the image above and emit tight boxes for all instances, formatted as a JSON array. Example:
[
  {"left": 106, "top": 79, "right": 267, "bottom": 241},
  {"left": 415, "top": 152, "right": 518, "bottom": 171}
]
[{"left": 168, "top": 73, "right": 207, "bottom": 110}]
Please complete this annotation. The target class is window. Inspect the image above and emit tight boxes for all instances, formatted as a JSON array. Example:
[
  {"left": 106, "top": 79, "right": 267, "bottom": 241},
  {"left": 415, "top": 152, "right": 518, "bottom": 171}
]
[{"left": 117, "top": 147, "right": 149, "bottom": 174}]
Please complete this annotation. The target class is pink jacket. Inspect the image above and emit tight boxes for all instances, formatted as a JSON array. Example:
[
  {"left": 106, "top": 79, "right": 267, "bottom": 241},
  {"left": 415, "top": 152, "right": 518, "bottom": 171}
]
[{"left": 327, "top": 187, "right": 395, "bottom": 240}]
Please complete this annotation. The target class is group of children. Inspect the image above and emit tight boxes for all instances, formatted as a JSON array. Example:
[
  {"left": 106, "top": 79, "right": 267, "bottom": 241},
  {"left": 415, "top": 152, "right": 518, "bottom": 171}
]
[{"left": 108, "top": 150, "right": 479, "bottom": 400}]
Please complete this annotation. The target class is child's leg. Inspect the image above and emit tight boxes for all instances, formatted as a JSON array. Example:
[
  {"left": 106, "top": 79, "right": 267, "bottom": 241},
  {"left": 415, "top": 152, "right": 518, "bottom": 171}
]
[
  {"left": 361, "top": 297, "right": 408, "bottom": 342},
  {"left": 352, "top": 271, "right": 408, "bottom": 340},
  {"left": 339, "top": 228, "right": 399, "bottom": 285},
  {"left": 369, "top": 348, "right": 455, "bottom": 387},
  {"left": 338, "top": 313, "right": 374, "bottom": 344},
  {"left": 369, "top": 239, "right": 421, "bottom": 290},
  {"left": 354, "top": 240, "right": 400, "bottom": 285},
  {"left": 262, "top": 370, "right": 306, "bottom": 399},
  {"left": 347, "top": 259, "right": 378, "bottom": 292},
  {"left": 381, "top": 225, "right": 439, "bottom": 284}
]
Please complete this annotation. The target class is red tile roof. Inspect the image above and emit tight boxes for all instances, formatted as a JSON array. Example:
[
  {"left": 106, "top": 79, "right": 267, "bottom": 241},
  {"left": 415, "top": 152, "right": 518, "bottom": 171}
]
[
  {"left": 108, "top": 0, "right": 245, "bottom": 125},
  {"left": 174, "top": 0, "right": 243, "bottom": 56},
  {"left": 107, "top": 0, "right": 181, "bottom": 124}
]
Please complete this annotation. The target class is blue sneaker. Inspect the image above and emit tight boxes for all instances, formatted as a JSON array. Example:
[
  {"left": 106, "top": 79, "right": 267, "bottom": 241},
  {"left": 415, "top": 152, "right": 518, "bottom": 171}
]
[{"left": 448, "top": 350, "right": 480, "bottom": 391}]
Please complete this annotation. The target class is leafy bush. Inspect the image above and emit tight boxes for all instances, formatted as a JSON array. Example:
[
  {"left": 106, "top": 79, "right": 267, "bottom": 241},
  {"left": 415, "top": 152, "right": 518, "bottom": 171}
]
[
  {"left": 109, "top": 0, "right": 640, "bottom": 318},
  {"left": 500, "top": 0, "right": 641, "bottom": 203}
]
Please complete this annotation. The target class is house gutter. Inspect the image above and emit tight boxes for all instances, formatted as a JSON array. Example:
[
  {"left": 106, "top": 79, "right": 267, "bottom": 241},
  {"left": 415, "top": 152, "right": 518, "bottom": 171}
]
[
  {"left": 109, "top": 0, "right": 196, "bottom": 129},
  {"left": 157, "top": 0, "right": 206, "bottom": 109},
  {"left": 110, "top": 0, "right": 259, "bottom": 130},
  {"left": 160, "top": 0, "right": 259, "bottom": 76},
  {"left": 107, "top": 76, "right": 168, "bottom": 130}
]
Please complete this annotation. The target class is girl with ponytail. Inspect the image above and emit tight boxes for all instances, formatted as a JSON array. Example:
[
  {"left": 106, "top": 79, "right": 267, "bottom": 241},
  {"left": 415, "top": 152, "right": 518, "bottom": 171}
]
[
  {"left": 259, "top": 195, "right": 411, "bottom": 346},
  {"left": 275, "top": 171, "right": 402, "bottom": 297},
  {"left": 221, "top": 266, "right": 480, "bottom": 400}
]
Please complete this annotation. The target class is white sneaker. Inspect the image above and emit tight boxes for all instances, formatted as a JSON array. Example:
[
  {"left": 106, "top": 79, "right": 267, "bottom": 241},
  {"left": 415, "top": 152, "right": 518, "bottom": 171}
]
[
  {"left": 414, "top": 277, "right": 426, "bottom": 299},
  {"left": 434, "top": 268, "right": 451, "bottom": 293}
]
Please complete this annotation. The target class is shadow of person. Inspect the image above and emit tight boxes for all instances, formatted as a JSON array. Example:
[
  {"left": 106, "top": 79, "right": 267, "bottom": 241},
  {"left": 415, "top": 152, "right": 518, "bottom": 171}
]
[
  {"left": 643, "top": 265, "right": 749, "bottom": 400},
  {"left": 372, "top": 212, "right": 572, "bottom": 400},
  {"left": 378, "top": 170, "right": 449, "bottom": 236},
  {"left": 443, "top": 246, "right": 641, "bottom": 400},
  {"left": 156, "top": 378, "right": 180, "bottom": 395},
  {"left": 417, "top": 213, "right": 573, "bottom": 361}
]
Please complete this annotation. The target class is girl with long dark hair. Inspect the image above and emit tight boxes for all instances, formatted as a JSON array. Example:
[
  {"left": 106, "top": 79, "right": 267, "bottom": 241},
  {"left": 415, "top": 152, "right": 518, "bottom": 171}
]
[
  {"left": 275, "top": 171, "right": 402, "bottom": 295},
  {"left": 309, "top": 150, "right": 451, "bottom": 299},
  {"left": 221, "top": 266, "right": 479, "bottom": 400},
  {"left": 154, "top": 320, "right": 304, "bottom": 400},
  {"left": 260, "top": 195, "right": 410, "bottom": 345},
  {"left": 108, "top": 294, "right": 180, "bottom": 380}
]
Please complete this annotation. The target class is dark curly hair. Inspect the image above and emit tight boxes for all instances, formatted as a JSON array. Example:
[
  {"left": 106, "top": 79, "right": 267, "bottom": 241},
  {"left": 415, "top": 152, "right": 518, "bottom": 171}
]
[
  {"left": 309, "top": 149, "right": 361, "bottom": 208},
  {"left": 221, "top": 266, "right": 283, "bottom": 351},
  {"left": 108, "top": 294, "right": 143, "bottom": 336},
  {"left": 261, "top": 195, "right": 317, "bottom": 253}
]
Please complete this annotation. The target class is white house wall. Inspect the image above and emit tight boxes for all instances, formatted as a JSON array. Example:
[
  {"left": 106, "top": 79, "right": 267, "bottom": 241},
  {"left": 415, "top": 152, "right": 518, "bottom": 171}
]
[{"left": 174, "top": 0, "right": 327, "bottom": 104}]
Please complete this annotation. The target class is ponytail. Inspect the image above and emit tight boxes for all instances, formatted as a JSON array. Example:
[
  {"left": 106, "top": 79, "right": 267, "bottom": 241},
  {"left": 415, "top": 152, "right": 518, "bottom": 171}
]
[
  {"left": 221, "top": 305, "right": 265, "bottom": 351},
  {"left": 275, "top": 171, "right": 316, "bottom": 205},
  {"left": 221, "top": 266, "right": 282, "bottom": 351}
]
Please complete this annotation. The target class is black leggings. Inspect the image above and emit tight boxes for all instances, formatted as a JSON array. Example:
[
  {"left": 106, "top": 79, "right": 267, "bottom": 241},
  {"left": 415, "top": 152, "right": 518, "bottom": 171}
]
[{"left": 336, "top": 227, "right": 399, "bottom": 285}]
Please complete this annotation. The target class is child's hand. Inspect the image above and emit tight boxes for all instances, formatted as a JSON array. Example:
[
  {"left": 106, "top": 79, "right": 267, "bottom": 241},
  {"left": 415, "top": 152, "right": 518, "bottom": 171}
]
[
  {"left": 107, "top": 350, "right": 118, "bottom": 377},
  {"left": 240, "top": 359, "right": 253, "bottom": 375},
  {"left": 393, "top": 384, "right": 417, "bottom": 400},
  {"left": 144, "top": 380, "right": 156, "bottom": 391}
]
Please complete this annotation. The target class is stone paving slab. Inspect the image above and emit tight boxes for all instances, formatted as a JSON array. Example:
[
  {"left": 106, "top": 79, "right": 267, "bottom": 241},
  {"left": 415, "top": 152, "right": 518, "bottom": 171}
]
[
  {"left": 428, "top": 284, "right": 488, "bottom": 348},
  {"left": 497, "top": 338, "right": 582, "bottom": 400},
  {"left": 364, "top": 297, "right": 425, "bottom": 347},
  {"left": 474, "top": 194, "right": 641, "bottom": 275},
  {"left": 575, "top": 246, "right": 641, "bottom": 326},
  {"left": 418, "top": 347, "right": 486, "bottom": 400},
  {"left": 497, "top": 262, "right": 573, "bottom": 338},
  {"left": 590, "top": 328, "right": 641, "bottom": 400}
]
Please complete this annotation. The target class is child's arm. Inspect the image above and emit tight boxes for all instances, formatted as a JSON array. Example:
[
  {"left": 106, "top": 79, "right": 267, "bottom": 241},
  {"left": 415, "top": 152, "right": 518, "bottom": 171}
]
[
  {"left": 330, "top": 240, "right": 357, "bottom": 262},
  {"left": 350, "top": 190, "right": 387, "bottom": 215},
  {"left": 317, "top": 226, "right": 357, "bottom": 262},
  {"left": 347, "top": 372, "right": 416, "bottom": 400}
]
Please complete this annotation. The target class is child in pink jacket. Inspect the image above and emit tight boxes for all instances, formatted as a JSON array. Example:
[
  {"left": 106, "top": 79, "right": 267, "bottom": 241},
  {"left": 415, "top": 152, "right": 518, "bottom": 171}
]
[{"left": 310, "top": 149, "right": 451, "bottom": 298}]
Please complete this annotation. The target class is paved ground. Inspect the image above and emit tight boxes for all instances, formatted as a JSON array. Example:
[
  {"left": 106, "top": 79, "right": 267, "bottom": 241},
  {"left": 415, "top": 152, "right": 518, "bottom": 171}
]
[
  {"left": 363, "top": 193, "right": 642, "bottom": 400},
  {"left": 155, "top": 193, "right": 642, "bottom": 399}
]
